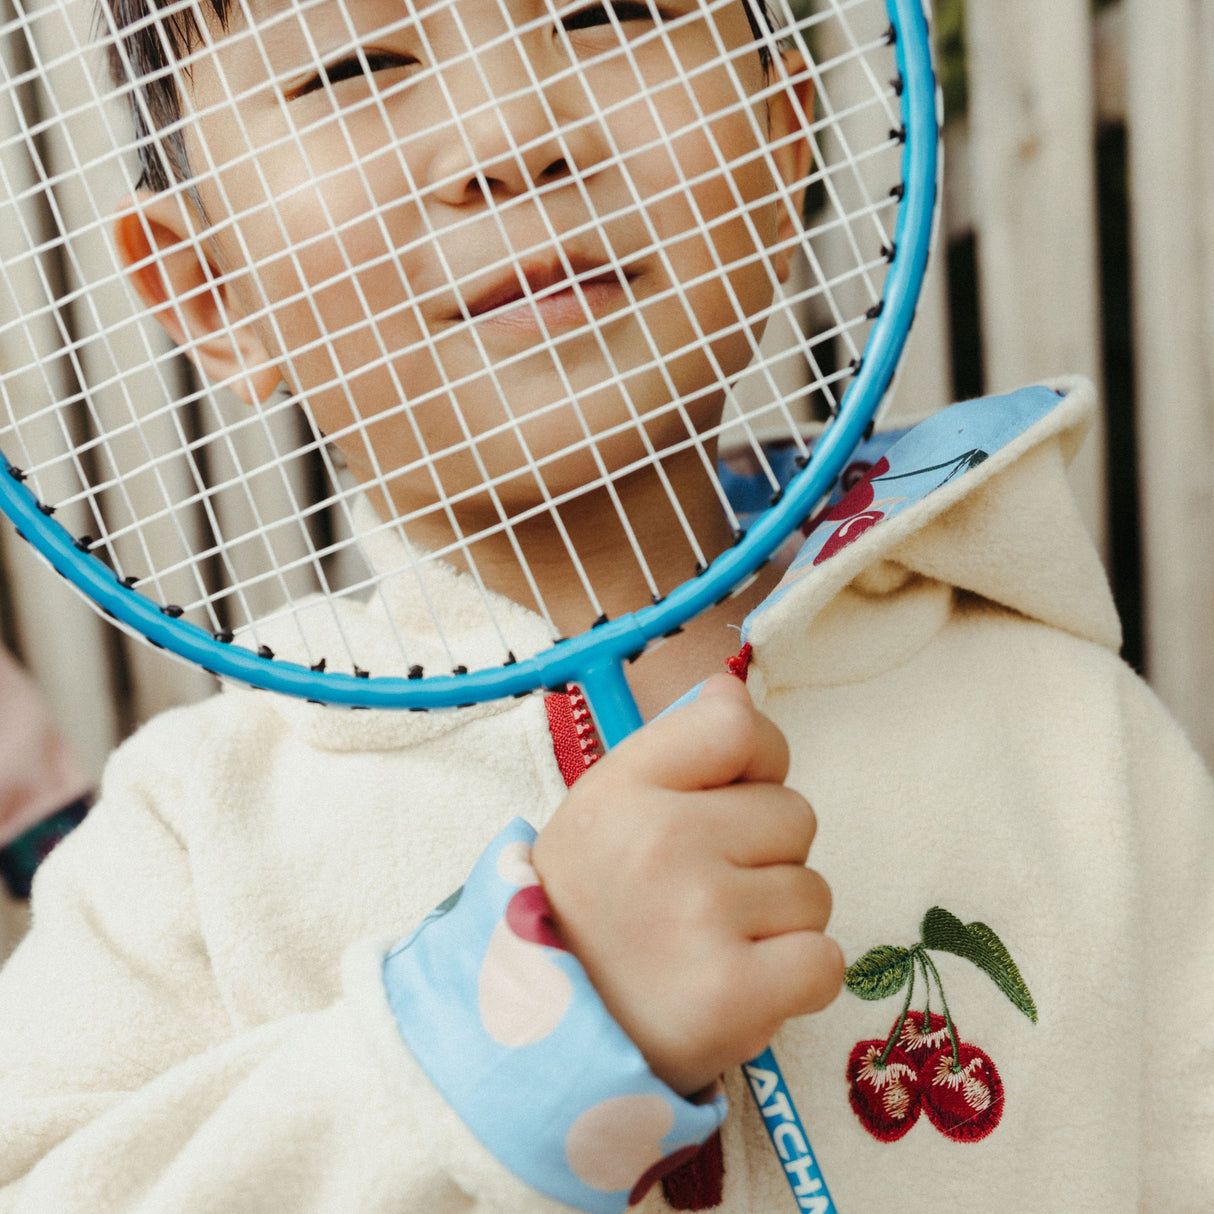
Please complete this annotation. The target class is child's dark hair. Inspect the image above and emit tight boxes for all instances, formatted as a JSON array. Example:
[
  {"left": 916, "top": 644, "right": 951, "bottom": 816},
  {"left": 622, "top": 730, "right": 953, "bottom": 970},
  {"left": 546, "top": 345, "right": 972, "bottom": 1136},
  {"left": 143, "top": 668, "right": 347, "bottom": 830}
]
[
  {"left": 101, "top": 0, "right": 230, "bottom": 191},
  {"left": 100, "top": 0, "right": 774, "bottom": 194}
]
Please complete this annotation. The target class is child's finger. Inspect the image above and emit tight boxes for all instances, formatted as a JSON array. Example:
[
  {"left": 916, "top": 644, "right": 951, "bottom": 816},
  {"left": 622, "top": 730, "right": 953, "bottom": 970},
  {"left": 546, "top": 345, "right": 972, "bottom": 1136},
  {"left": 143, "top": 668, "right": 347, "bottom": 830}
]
[
  {"left": 619, "top": 674, "right": 790, "bottom": 790},
  {"left": 729, "top": 864, "right": 833, "bottom": 941},
  {"left": 695, "top": 783, "right": 817, "bottom": 867},
  {"left": 748, "top": 929, "right": 847, "bottom": 1020}
]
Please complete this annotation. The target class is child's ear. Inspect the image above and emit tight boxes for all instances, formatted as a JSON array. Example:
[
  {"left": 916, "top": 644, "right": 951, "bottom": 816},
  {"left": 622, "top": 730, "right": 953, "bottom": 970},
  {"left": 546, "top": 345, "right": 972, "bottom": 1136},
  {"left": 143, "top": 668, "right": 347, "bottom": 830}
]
[
  {"left": 113, "top": 192, "right": 281, "bottom": 406},
  {"left": 767, "top": 50, "right": 815, "bottom": 285}
]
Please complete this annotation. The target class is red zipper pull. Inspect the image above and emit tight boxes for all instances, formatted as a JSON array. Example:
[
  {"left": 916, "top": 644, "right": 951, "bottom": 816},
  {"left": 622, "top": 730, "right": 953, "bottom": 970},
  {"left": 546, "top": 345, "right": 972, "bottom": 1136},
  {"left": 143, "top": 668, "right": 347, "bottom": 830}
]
[{"left": 726, "top": 642, "right": 753, "bottom": 683}]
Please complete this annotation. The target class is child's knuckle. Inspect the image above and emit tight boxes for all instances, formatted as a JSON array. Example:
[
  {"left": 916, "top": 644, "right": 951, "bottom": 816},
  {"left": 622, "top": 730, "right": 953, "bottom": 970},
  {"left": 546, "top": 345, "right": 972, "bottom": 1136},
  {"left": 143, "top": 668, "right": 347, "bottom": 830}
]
[
  {"left": 778, "top": 785, "right": 817, "bottom": 839},
  {"left": 627, "top": 808, "right": 689, "bottom": 881},
  {"left": 680, "top": 874, "right": 726, "bottom": 932}
]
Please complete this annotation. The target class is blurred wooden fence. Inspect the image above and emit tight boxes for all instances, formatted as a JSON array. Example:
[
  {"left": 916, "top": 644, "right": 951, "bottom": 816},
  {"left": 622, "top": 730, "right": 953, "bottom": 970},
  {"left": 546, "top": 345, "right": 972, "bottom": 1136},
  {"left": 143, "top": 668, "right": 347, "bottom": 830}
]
[
  {"left": 2, "top": 0, "right": 1213, "bottom": 778},
  {"left": 867, "top": 0, "right": 1214, "bottom": 770}
]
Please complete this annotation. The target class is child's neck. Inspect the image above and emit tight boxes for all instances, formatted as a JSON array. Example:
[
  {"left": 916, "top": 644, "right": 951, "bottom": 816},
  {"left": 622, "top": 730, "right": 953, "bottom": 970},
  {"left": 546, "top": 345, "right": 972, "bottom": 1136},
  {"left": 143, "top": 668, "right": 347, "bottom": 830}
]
[{"left": 428, "top": 452, "right": 783, "bottom": 720}]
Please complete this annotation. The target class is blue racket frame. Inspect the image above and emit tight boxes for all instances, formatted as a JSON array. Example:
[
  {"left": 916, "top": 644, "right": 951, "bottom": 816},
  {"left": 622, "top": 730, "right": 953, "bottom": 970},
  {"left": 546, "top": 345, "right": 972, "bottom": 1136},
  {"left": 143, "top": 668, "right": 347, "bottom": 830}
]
[
  {"left": 0, "top": 2, "right": 936, "bottom": 1207},
  {"left": 0, "top": 0, "right": 938, "bottom": 740}
]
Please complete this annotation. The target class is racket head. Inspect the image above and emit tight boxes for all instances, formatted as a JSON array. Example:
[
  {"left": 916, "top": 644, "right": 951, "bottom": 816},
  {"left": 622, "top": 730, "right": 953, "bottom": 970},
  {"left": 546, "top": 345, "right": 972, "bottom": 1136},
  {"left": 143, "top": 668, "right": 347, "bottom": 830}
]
[{"left": 0, "top": 0, "right": 939, "bottom": 709}]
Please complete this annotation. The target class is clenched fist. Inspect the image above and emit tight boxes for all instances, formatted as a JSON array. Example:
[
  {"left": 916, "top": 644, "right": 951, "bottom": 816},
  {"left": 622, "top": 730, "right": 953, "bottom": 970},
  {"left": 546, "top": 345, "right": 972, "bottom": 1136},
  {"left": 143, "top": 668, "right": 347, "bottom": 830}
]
[{"left": 532, "top": 674, "right": 843, "bottom": 1096}]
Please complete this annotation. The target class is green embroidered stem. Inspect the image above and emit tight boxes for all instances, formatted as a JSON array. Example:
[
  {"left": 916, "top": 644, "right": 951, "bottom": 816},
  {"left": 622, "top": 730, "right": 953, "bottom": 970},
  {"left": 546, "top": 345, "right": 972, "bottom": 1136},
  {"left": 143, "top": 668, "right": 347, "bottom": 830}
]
[
  {"left": 921, "top": 950, "right": 961, "bottom": 1069},
  {"left": 877, "top": 949, "right": 918, "bottom": 1067},
  {"left": 916, "top": 949, "right": 934, "bottom": 1030}
]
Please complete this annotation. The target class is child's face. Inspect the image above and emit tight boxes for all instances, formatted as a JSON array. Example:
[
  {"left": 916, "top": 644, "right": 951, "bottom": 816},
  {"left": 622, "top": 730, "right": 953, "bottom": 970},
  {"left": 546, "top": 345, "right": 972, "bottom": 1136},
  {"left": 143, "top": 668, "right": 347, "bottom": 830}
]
[{"left": 121, "top": 0, "right": 810, "bottom": 530}]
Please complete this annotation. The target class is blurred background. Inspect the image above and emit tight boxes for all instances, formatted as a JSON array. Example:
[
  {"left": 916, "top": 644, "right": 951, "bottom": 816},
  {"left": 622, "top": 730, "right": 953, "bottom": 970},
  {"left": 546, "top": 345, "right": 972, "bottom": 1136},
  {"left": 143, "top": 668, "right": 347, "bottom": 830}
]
[{"left": 2, "top": 0, "right": 1212, "bottom": 778}]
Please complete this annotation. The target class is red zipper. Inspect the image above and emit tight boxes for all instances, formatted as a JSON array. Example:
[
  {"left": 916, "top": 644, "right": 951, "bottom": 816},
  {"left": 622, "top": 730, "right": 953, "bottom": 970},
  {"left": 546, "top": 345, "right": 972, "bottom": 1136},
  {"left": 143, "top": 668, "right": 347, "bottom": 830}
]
[
  {"left": 544, "top": 684, "right": 602, "bottom": 789},
  {"left": 545, "top": 641, "right": 752, "bottom": 791}
]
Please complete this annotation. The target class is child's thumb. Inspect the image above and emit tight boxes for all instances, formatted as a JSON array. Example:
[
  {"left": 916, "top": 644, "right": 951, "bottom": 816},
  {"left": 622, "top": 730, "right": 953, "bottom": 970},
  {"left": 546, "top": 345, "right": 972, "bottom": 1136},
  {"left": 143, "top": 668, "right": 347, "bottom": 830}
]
[
  {"left": 621, "top": 672, "right": 788, "bottom": 790},
  {"left": 697, "top": 671, "right": 754, "bottom": 702}
]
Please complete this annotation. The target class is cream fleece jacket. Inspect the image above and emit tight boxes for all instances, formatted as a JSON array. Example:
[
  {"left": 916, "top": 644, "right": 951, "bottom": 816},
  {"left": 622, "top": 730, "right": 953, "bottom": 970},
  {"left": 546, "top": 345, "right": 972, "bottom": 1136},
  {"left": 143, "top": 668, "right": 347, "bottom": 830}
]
[{"left": 0, "top": 377, "right": 1210, "bottom": 1213}]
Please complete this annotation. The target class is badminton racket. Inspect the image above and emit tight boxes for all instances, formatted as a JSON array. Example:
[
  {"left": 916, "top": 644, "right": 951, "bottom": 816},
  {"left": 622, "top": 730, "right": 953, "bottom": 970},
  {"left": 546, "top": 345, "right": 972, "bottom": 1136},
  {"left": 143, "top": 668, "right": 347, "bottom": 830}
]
[{"left": 0, "top": 0, "right": 938, "bottom": 1206}]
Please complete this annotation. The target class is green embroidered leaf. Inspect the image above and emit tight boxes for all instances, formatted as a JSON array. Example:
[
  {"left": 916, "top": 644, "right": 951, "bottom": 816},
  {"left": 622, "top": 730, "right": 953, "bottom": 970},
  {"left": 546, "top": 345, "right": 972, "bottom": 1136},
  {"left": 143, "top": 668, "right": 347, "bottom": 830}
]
[
  {"left": 920, "top": 908, "right": 1038, "bottom": 1023},
  {"left": 844, "top": 945, "right": 913, "bottom": 1001}
]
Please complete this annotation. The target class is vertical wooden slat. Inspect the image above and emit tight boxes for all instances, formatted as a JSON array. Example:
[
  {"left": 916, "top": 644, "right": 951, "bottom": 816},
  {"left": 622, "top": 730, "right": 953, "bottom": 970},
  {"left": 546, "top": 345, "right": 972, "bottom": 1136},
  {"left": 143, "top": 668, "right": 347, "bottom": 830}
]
[
  {"left": 884, "top": 238, "right": 953, "bottom": 423},
  {"left": 964, "top": 0, "right": 1107, "bottom": 553},
  {"left": 32, "top": 0, "right": 219, "bottom": 728},
  {"left": 1125, "top": 0, "right": 1214, "bottom": 767},
  {"left": 0, "top": 528, "right": 120, "bottom": 784},
  {"left": 0, "top": 0, "right": 119, "bottom": 781}
]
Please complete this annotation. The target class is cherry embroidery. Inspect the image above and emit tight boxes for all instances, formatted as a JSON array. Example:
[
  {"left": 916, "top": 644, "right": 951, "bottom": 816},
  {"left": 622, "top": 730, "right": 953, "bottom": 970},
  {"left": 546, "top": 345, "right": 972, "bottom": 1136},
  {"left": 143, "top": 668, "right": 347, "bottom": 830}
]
[
  {"left": 920, "top": 1042, "right": 1005, "bottom": 1142},
  {"left": 843, "top": 908, "right": 1037, "bottom": 1145},
  {"left": 846, "top": 1040, "right": 921, "bottom": 1142},
  {"left": 815, "top": 456, "right": 890, "bottom": 523},
  {"left": 895, "top": 1011, "right": 951, "bottom": 1069}
]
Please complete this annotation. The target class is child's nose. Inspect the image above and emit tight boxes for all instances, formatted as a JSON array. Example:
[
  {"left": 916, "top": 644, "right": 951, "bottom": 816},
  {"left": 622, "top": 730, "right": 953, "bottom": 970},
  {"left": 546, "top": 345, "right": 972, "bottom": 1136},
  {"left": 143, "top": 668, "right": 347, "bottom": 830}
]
[
  {"left": 429, "top": 111, "right": 569, "bottom": 205},
  {"left": 428, "top": 52, "right": 601, "bottom": 205}
]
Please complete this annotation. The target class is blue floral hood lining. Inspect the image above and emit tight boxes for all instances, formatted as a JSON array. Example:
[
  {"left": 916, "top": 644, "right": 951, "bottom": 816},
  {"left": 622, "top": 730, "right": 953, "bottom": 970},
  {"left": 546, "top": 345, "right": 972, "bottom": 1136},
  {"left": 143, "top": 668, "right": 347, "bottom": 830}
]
[{"left": 736, "top": 378, "right": 1120, "bottom": 689}]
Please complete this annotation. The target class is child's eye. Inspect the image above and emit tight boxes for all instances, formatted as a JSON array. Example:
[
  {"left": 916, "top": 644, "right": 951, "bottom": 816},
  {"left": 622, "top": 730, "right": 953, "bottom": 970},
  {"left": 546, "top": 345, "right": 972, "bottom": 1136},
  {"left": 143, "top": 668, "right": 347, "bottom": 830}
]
[
  {"left": 559, "top": 1, "right": 661, "bottom": 33},
  {"left": 289, "top": 51, "right": 419, "bottom": 100}
]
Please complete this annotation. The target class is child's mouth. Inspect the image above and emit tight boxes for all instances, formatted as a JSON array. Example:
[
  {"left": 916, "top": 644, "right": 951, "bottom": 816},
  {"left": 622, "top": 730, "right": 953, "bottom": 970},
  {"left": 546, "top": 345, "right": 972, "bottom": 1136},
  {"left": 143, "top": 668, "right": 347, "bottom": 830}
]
[{"left": 462, "top": 260, "right": 632, "bottom": 334}]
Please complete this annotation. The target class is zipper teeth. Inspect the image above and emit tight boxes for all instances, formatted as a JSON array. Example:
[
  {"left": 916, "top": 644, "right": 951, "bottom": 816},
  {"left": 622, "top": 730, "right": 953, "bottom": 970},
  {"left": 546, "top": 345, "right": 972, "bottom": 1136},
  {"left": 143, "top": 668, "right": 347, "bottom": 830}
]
[{"left": 566, "top": 685, "right": 601, "bottom": 768}]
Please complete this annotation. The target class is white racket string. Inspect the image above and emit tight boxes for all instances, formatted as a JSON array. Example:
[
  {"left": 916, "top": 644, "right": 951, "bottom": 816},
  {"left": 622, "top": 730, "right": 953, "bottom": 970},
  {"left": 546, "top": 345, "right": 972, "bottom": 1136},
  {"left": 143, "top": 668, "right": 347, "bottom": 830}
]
[
  {"left": 624, "top": 4, "right": 812, "bottom": 535},
  {"left": 218, "top": 6, "right": 519, "bottom": 671},
  {"left": 0, "top": 0, "right": 914, "bottom": 678},
  {"left": 386, "top": 0, "right": 634, "bottom": 625},
  {"left": 13, "top": 7, "right": 322, "bottom": 648},
  {"left": 464, "top": 0, "right": 723, "bottom": 593},
  {"left": 277, "top": 0, "right": 557, "bottom": 665},
  {"left": 799, "top": 28, "right": 900, "bottom": 383},
  {"left": 405, "top": 0, "right": 748, "bottom": 605},
  {"left": 438, "top": 0, "right": 816, "bottom": 565},
  {"left": 150, "top": 4, "right": 466, "bottom": 668}
]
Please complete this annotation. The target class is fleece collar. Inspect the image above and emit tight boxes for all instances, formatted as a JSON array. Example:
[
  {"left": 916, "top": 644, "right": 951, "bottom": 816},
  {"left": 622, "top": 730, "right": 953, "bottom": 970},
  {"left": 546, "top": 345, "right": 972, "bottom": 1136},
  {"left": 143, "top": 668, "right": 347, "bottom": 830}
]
[
  {"left": 236, "top": 503, "right": 558, "bottom": 753},
  {"left": 242, "top": 377, "right": 1116, "bottom": 749},
  {"left": 742, "top": 377, "right": 1120, "bottom": 697}
]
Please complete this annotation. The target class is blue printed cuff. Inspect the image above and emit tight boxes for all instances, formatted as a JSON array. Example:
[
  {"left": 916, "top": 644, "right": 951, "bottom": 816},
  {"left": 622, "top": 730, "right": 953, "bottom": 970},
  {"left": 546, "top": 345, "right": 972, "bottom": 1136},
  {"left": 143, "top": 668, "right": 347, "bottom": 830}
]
[{"left": 383, "top": 819, "right": 728, "bottom": 1213}]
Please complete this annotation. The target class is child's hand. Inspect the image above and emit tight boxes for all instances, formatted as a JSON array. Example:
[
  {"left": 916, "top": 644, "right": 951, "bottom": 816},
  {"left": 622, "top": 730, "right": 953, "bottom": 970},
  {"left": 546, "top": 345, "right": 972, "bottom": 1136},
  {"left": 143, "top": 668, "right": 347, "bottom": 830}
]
[{"left": 531, "top": 674, "right": 843, "bottom": 1097}]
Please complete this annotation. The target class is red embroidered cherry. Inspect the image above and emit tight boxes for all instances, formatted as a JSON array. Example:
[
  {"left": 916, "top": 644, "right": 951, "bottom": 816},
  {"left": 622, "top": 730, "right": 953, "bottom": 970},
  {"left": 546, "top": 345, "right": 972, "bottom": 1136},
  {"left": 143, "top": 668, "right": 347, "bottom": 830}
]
[
  {"left": 919, "top": 1042, "right": 1005, "bottom": 1142},
  {"left": 844, "top": 910, "right": 1036, "bottom": 1148},
  {"left": 823, "top": 456, "right": 890, "bottom": 521},
  {"left": 805, "top": 456, "right": 891, "bottom": 534},
  {"left": 840, "top": 459, "right": 876, "bottom": 494},
  {"left": 846, "top": 1040, "right": 921, "bottom": 1142},
  {"left": 895, "top": 1011, "right": 951, "bottom": 1069}
]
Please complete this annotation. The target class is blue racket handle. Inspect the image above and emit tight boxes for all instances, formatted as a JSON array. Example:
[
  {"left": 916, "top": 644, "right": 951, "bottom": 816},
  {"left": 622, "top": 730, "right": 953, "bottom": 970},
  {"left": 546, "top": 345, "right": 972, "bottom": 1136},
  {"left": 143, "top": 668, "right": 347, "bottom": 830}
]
[{"left": 745, "top": 1048, "right": 836, "bottom": 1213}]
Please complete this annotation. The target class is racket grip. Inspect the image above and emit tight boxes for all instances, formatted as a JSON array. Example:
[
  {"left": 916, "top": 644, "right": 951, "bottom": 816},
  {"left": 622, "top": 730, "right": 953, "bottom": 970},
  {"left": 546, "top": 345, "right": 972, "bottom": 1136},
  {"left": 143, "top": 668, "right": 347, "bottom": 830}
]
[{"left": 743, "top": 1047, "right": 837, "bottom": 1212}]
